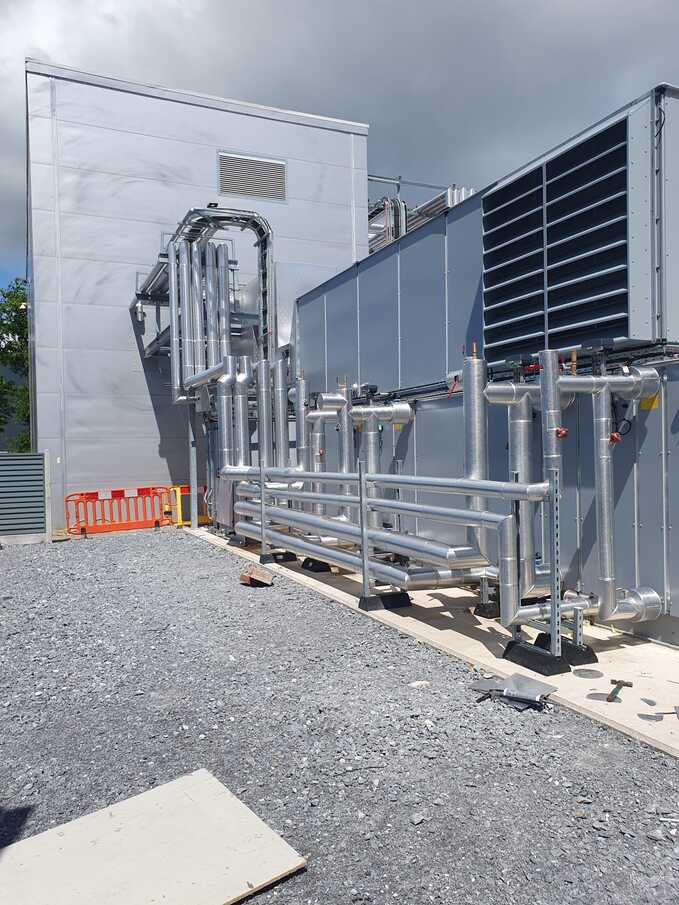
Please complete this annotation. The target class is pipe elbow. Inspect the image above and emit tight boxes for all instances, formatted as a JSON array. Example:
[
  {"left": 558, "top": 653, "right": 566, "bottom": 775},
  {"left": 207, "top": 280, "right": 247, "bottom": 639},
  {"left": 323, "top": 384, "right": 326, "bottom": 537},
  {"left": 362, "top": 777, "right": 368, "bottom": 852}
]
[{"left": 599, "top": 586, "right": 663, "bottom": 623}]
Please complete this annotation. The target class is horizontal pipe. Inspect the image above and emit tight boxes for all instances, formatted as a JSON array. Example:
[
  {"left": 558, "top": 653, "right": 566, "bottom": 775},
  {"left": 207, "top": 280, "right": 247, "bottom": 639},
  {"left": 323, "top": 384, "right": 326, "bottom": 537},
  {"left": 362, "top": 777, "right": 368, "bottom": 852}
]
[
  {"left": 183, "top": 358, "right": 231, "bottom": 389},
  {"left": 369, "top": 473, "right": 549, "bottom": 502},
  {"left": 368, "top": 497, "right": 506, "bottom": 527},
  {"left": 235, "top": 500, "right": 486, "bottom": 568},
  {"left": 351, "top": 403, "right": 413, "bottom": 424},
  {"left": 234, "top": 521, "right": 482, "bottom": 591},
  {"left": 221, "top": 465, "right": 549, "bottom": 501}
]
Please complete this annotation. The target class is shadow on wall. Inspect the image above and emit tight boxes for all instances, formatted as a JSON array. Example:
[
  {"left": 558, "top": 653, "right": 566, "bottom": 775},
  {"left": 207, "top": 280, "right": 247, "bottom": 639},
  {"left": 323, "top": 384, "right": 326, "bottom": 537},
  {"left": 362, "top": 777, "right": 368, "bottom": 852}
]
[
  {"left": 129, "top": 309, "right": 206, "bottom": 486},
  {"left": 0, "top": 805, "right": 33, "bottom": 852}
]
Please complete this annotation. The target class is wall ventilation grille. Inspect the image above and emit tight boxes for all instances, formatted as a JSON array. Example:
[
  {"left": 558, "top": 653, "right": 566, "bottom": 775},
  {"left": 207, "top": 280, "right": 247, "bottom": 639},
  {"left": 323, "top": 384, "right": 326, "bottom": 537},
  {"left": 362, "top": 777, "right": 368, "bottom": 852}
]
[
  {"left": 218, "top": 153, "right": 286, "bottom": 201},
  {"left": 482, "top": 119, "right": 629, "bottom": 364}
]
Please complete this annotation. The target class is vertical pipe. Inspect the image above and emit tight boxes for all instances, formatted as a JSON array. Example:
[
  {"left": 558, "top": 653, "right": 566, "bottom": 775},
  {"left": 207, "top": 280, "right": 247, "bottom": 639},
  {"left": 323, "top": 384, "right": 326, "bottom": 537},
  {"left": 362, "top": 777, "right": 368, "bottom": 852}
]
[
  {"left": 463, "top": 355, "right": 488, "bottom": 554},
  {"left": 509, "top": 392, "right": 536, "bottom": 595},
  {"left": 178, "top": 239, "right": 194, "bottom": 381},
  {"left": 539, "top": 349, "right": 562, "bottom": 481},
  {"left": 191, "top": 241, "right": 206, "bottom": 372},
  {"left": 167, "top": 240, "right": 182, "bottom": 402},
  {"left": 364, "top": 413, "right": 381, "bottom": 529},
  {"left": 217, "top": 355, "right": 236, "bottom": 469},
  {"left": 338, "top": 379, "right": 354, "bottom": 519},
  {"left": 593, "top": 383, "right": 617, "bottom": 621},
  {"left": 310, "top": 417, "right": 326, "bottom": 516},
  {"left": 216, "top": 244, "right": 234, "bottom": 470},
  {"left": 188, "top": 407, "right": 198, "bottom": 529},
  {"left": 256, "top": 360, "right": 274, "bottom": 468},
  {"left": 234, "top": 356, "right": 253, "bottom": 467},
  {"left": 204, "top": 242, "right": 219, "bottom": 369},
  {"left": 216, "top": 243, "right": 231, "bottom": 357},
  {"left": 273, "top": 357, "right": 289, "bottom": 468},
  {"left": 294, "top": 371, "right": 309, "bottom": 471}
]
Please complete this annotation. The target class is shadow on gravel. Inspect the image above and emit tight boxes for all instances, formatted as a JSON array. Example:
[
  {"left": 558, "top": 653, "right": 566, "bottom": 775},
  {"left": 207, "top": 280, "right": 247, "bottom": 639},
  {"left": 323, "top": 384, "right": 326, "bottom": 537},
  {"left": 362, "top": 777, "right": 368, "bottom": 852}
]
[{"left": 0, "top": 805, "right": 33, "bottom": 853}]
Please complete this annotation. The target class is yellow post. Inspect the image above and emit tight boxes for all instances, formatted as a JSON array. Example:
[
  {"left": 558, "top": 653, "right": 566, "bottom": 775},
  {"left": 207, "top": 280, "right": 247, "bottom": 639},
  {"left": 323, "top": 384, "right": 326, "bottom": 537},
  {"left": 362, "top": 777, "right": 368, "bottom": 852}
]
[{"left": 172, "top": 485, "right": 184, "bottom": 527}]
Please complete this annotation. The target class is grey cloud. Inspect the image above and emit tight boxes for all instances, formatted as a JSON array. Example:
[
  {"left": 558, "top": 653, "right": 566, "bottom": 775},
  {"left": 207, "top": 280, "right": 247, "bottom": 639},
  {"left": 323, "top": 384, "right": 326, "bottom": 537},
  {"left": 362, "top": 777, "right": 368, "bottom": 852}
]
[{"left": 1, "top": 0, "right": 679, "bottom": 277}]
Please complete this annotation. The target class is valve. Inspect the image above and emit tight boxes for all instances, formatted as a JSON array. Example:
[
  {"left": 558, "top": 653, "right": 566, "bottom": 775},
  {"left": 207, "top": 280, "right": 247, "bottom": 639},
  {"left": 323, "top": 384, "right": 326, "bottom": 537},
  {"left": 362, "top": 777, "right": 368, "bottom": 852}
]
[
  {"left": 609, "top": 431, "right": 623, "bottom": 444},
  {"left": 555, "top": 427, "right": 569, "bottom": 440},
  {"left": 523, "top": 363, "right": 541, "bottom": 375}
]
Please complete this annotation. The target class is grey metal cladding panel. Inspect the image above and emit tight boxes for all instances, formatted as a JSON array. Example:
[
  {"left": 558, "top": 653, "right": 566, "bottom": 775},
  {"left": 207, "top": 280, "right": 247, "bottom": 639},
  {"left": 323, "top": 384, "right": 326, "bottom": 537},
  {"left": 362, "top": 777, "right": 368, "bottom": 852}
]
[
  {"left": 411, "top": 397, "right": 468, "bottom": 546},
  {"left": 627, "top": 99, "right": 654, "bottom": 341},
  {"left": 65, "top": 434, "right": 204, "bottom": 489},
  {"left": 297, "top": 293, "right": 326, "bottom": 394},
  {"left": 399, "top": 218, "right": 447, "bottom": 388},
  {"left": 65, "top": 395, "right": 187, "bottom": 441},
  {"left": 446, "top": 198, "right": 484, "bottom": 374},
  {"left": 324, "top": 269, "right": 358, "bottom": 389},
  {"left": 0, "top": 454, "right": 46, "bottom": 535},
  {"left": 660, "top": 94, "right": 679, "bottom": 342},
  {"left": 357, "top": 248, "right": 398, "bottom": 392}
]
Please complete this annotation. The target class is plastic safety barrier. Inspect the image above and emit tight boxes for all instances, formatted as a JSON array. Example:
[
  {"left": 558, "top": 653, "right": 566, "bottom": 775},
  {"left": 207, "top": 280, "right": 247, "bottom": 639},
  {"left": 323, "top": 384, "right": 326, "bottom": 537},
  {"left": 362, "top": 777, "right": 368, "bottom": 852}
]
[{"left": 65, "top": 486, "right": 174, "bottom": 536}]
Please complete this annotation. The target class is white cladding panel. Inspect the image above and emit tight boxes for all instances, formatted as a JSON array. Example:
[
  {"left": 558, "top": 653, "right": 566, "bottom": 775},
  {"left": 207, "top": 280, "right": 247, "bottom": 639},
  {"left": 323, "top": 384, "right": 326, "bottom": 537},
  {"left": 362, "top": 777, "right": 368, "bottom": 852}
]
[{"left": 27, "top": 68, "right": 368, "bottom": 526}]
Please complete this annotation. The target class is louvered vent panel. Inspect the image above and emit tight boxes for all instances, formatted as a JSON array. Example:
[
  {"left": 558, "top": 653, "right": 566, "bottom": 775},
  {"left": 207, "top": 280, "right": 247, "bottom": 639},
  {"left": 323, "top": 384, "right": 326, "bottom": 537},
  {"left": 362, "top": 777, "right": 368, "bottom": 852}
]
[
  {"left": 482, "top": 167, "right": 546, "bottom": 362},
  {"left": 482, "top": 119, "right": 629, "bottom": 364},
  {"left": 218, "top": 153, "right": 286, "bottom": 201},
  {"left": 0, "top": 453, "right": 46, "bottom": 536}
]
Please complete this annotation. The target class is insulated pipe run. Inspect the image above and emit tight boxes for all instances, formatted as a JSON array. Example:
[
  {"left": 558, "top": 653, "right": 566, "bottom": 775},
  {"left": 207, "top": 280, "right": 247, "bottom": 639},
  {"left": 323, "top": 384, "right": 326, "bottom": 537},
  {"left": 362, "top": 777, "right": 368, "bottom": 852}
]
[
  {"left": 166, "top": 240, "right": 185, "bottom": 403},
  {"left": 308, "top": 410, "right": 335, "bottom": 515},
  {"left": 273, "top": 357, "right": 289, "bottom": 468},
  {"left": 318, "top": 383, "right": 355, "bottom": 518},
  {"left": 235, "top": 499, "right": 486, "bottom": 569},
  {"left": 292, "top": 372, "right": 310, "bottom": 471},
  {"left": 217, "top": 355, "right": 237, "bottom": 469},
  {"left": 256, "top": 360, "right": 274, "bottom": 468},
  {"left": 234, "top": 521, "right": 489, "bottom": 592},
  {"left": 191, "top": 241, "right": 206, "bottom": 372},
  {"left": 351, "top": 402, "right": 413, "bottom": 529},
  {"left": 220, "top": 465, "right": 549, "bottom": 501},
  {"left": 204, "top": 243, "right": 219, "bottom": 369},
  {"left": 233, "top": 356, "right": 253, "bottom": 467},
  {"left": 539, "top": 349, "right": 564, "bottom": 482},
  {"left": 592, "top": 382, "right": 662, "bottom": 622},
  {"left": 178, "top": 239, "right": 194, "bottom": 381},
  {"left": 463, "top": 355, "right": 489, "bottom": 556},
  {"left": 508, "top": 391, "right": 550, "bottom": 598},
  {"left": 216, "top": 243, "right": 231, "bottom": 358}
]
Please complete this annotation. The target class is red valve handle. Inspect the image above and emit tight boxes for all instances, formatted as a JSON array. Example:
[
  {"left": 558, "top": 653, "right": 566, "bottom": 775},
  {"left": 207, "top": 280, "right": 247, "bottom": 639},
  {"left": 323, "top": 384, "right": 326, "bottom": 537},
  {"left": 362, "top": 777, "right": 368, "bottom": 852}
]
[
  {"left": 555, "top": 427, "right": 569, "bottom": 439},
  {"left": 447, "top": 377, "right": 459, "bottom": 399},
  {"left": 609, "top": 431, "right": 622, "bottom": 444}
]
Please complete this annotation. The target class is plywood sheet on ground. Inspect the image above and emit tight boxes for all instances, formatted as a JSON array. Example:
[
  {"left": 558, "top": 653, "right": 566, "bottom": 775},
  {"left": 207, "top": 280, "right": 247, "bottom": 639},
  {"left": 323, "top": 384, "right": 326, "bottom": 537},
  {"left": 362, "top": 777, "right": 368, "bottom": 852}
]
[
  {"left": 190, "top": 528, "right": 679, "bottom": 759},
  {"left": 0, "top": 769, "right": 306, "bottom": 905}
]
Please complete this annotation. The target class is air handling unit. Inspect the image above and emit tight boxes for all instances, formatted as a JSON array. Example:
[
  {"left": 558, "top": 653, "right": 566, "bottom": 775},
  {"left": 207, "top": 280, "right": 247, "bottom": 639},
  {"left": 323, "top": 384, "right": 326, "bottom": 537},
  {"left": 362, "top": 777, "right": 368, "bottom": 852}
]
[
  {"left": 483, "top": 86, "right": 679, "bottom": 365},
  {"left": 26, "top": 68, "right": 679, "bottom": 662}
]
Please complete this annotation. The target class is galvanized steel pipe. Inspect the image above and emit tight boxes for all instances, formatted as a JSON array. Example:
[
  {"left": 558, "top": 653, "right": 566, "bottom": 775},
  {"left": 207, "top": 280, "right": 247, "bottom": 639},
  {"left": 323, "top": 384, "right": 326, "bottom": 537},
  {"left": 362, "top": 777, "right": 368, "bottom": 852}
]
[
  {"left": 256, "top": 360, "right": 274, "bottom": 468},
  {"left": 463, "top": 355, "right": 489, "bottom": 556},
  {"left": 273, "top": 357, "right": 289, "bottom": 467},
  {"left": 178, "top": 239, "right": 194, "bottom": 381},
  {"left": 233, "top": 356, "right": 253, "bottom": 467}
]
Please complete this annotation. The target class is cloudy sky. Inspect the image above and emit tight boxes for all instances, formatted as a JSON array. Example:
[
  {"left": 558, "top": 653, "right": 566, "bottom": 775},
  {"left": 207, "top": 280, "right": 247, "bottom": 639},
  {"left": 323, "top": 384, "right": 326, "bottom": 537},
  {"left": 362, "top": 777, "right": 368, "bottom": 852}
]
[{"left": 1, "top": 0, "right": 679, "bottom": 287}]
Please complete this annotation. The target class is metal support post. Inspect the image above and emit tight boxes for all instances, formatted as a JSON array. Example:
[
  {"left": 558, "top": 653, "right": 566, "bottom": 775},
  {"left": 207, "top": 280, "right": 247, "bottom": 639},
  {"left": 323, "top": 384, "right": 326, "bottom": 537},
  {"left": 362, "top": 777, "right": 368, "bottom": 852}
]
[
  {"left": 358, "top": 460, "right": 374, "bottom": 601},
  {"left": 259, "top": 458, "right": 269, "bottom": 561},
  {"left": 548, "top": 468, "right": 562, "bottom": 658},
  {"left": 188, "top": 407, "right": 198, "bottom": 530}
]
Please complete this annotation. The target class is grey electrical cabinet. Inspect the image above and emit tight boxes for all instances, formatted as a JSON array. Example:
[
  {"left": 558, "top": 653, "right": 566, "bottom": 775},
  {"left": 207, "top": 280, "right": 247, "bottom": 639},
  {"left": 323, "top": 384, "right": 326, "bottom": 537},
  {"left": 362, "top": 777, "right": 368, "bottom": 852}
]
[{"left": 482, "top": 85, "right": 679, "bottom": 365}]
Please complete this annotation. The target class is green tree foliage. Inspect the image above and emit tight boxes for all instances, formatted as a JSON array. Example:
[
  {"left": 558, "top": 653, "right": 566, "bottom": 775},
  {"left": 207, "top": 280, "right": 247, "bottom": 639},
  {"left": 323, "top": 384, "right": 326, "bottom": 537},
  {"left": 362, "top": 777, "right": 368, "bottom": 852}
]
[{"left": 0, "top": 278, "right": 30, "bottom": 452}]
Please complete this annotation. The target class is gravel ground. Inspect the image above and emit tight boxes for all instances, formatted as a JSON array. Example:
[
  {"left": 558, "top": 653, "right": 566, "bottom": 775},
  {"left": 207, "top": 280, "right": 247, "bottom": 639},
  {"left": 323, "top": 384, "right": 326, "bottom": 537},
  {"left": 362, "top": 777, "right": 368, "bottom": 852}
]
[{"left": 2, "top": 529, "right": 679, "bottom": 904}]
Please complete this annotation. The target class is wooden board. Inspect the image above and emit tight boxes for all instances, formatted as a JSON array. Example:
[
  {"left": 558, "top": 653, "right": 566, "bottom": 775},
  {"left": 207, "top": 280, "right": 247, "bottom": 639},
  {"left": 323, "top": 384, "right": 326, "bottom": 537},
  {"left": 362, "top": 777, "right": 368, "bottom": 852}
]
[{"left": 0, "top": 769, "right": 306, "bottom": 905}]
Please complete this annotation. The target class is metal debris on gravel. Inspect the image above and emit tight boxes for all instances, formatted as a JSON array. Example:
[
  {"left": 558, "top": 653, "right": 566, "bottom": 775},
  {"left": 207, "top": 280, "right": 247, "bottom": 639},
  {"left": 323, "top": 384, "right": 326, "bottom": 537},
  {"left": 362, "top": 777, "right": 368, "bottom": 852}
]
[{"left": 2, "top": 530, "right": 679, "bottom": 904}]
